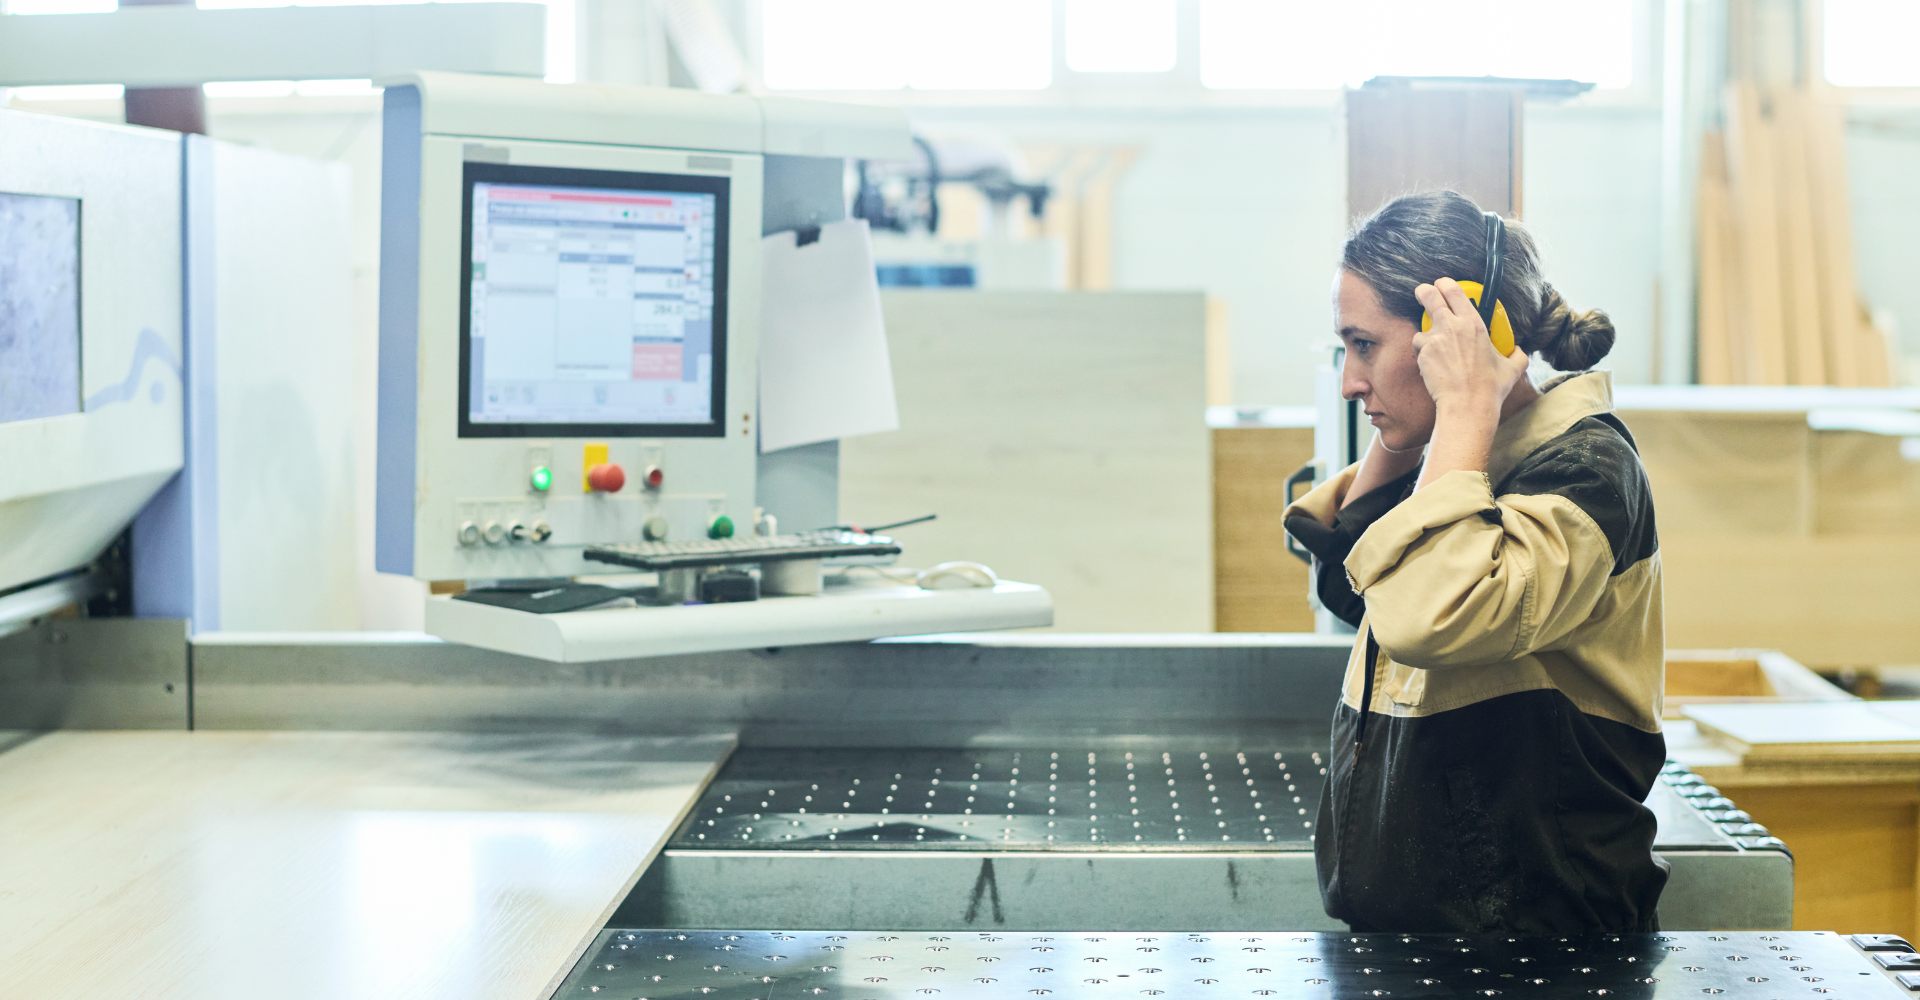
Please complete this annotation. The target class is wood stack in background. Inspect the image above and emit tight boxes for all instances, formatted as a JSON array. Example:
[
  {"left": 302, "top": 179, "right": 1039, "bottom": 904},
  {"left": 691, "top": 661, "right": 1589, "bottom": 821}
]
[{"left": 1696, "top": 84, "right": 1898, "bottom": 386}]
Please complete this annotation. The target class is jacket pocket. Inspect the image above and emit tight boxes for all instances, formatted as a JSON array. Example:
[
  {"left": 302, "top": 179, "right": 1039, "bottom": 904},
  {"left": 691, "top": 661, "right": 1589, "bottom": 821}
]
[{"left": 1380, "top": 657, "right": 1428, "bottom": 707}]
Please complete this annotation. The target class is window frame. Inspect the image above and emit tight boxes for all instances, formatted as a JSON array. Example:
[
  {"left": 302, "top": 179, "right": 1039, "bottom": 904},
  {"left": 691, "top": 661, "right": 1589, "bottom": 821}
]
[{"left": 747, "top": 0, "right": 1663, "bottom": 111}]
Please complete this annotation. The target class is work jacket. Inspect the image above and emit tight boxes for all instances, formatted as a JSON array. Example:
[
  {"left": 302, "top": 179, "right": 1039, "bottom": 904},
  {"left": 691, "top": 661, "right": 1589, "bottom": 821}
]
[{"left": 1282, "top": 371, "right": 1668, "bottom": 934}]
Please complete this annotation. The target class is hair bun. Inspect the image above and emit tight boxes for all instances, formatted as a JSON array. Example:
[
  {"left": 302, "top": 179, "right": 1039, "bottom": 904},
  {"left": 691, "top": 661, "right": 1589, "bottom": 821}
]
[{"left": 1533, "top": 284, "right": 1616, "bottom": 371}]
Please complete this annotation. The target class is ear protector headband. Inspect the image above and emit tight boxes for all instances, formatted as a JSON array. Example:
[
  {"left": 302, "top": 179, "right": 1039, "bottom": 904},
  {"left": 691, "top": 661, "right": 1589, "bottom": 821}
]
[{"left": 1420, "top": 210, "right": 1516, "bottom": 356}]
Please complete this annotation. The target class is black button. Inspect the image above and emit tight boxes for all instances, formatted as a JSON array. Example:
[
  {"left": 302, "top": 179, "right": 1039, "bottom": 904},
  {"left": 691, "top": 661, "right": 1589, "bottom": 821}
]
[
  {"left": 1857, "top": 934, "right": 1917, "bottom": 952},
  {"left": 1873, "top": 952, "right": 1920, "bottom": 971}
]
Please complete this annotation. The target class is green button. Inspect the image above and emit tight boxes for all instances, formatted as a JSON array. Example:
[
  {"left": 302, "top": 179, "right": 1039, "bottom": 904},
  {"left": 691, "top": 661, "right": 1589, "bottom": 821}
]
[
  {"left": 708, "top": 515, "right": 734, "bottom": 539},
  {"left": 529, "top": 465, "right": 552, "bottom": 492}
]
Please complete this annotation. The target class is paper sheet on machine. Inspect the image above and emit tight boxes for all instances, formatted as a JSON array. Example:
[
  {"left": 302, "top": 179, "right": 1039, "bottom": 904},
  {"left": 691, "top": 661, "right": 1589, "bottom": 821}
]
[{"left": 759, "top": 218, "right": 899, "bottom": 453}]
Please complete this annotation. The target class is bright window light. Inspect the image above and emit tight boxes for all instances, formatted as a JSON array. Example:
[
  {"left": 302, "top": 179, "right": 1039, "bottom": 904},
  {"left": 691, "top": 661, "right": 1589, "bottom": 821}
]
[
  {"left": 1824, "top": 0, "right": 1920, "bottom": 86},
  {"left": 762, "top": 0, "right": 1051, "bottom": 91},
  {"left": 3, "top": 0, "right": 116, "bottom": 12},
  {"left": 1200, "top": 0, "right": 1634, "bottom": 90},
  {"left": 1065, "top": 0, "right": 1175, "bottom": 74},
  {"left": 203, "top": 79, "right": 297, "bottom": 97},
  {"left": 295, "top": 77, "right": 378, "bottom": 95},
  {"left": 200, "top": 77, "right": 372, "bottom": 97},
  {"left": 5, "top": 83, "right": 124, "bottom": 100}
]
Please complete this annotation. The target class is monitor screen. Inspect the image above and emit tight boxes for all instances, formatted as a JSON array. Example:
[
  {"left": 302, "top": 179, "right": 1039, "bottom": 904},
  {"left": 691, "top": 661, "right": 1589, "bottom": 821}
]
[
  {"left": 0, "top": 191, "right": 82, "bottom": 425},
  {"left": 459, "top": 162, "right": 728, "bottom": 437}
]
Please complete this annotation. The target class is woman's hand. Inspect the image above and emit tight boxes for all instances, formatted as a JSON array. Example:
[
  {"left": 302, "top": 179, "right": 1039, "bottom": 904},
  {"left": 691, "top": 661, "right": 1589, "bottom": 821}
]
[{"left": 1412, "top": 277, "right": 1531, "bottom": 415}]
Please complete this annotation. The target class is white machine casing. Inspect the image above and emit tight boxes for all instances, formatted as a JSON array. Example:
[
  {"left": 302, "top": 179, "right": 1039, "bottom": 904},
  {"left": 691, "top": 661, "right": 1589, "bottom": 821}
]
[
  {"left": 0, "top": 110, "right": 184, "bottom": 596},
  {"left": 376, "top": 74, "right": 912, "bottom": 584}
]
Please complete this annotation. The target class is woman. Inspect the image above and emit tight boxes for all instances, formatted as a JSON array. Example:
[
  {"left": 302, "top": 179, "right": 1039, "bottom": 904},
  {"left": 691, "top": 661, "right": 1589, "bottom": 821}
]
[{"left": 1283, "top": 191, "right": 1667, "bottom": 934}]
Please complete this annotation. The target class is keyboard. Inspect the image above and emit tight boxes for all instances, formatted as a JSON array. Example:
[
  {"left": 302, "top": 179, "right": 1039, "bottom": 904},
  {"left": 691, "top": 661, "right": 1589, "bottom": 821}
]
[{"left": 584, "top": 530, "right": 902, "bottom": 572}]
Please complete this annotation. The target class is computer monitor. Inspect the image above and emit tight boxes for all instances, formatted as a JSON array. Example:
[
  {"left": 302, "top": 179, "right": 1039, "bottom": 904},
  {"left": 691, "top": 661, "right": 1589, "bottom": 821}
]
[{"left": 459, "top": 163, "right": 729, "bottom": 438}]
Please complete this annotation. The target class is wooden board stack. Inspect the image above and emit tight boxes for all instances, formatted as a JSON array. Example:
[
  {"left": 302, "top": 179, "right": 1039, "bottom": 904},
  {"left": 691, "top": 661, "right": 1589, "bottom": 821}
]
[
  {"left": 1695, "top": 84, "right": 1898, "bottom": 386},
  {"left": 1687, "top": 700, "right": 1920, "bottom": 763}
]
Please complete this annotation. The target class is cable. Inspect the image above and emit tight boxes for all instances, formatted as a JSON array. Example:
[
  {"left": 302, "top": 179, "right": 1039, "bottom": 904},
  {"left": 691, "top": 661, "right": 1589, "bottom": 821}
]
[{"left": 819, "top": 513, "right": 938, "bottom": 534}]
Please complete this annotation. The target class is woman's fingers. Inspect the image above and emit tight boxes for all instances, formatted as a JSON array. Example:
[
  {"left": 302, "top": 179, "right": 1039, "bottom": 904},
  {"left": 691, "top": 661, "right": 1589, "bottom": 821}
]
[
  {"left": 1435, "top": 277, "right": 1480, "bottom": 327},
  {"left": 1414, "top": 281, "right": 1448, "bottom": 318}
]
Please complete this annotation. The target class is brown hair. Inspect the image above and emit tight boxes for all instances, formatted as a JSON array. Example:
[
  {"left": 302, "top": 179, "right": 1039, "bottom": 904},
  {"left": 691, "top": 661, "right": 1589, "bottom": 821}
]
[{"left": 1341, "top": 190, "right": 1615, "bottom": 371}]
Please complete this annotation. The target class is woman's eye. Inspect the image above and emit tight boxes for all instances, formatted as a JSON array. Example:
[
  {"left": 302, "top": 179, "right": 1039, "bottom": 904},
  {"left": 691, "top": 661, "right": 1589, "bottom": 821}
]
[{"left": 1352, "top": 340, "right": 1373, "bottom": 356}]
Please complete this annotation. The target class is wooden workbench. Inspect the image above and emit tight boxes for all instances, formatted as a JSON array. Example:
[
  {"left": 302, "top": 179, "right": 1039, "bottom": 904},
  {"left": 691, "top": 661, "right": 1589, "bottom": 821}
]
[{"left": 0, "top": 729, "right": 732, "bottom": 1000}]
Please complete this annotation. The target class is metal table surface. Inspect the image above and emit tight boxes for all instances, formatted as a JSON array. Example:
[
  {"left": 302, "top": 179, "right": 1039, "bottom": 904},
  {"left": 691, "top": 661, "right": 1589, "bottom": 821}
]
[
  {"left": 674, "top": 746, "right": 1327, "bottom": 850},
  {"left": 624, "top": 748, "right": 1792, "bottom": 932},
  {"left": 668, "top": 748, "right": 1758, "bottom": 854},
  {"left": 555, "top": 929, "right": 1909, "bottom": 998}
]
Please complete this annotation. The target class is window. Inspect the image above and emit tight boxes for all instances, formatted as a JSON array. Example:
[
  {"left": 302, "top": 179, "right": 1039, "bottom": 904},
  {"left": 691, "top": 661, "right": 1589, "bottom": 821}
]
[
  {"left": 1824, "top": 0, "right": 1920, "bottom": 87},
  {"left": 1064, "top": 0, "right": 1176, "bottom": 74},
  {"left": 1199, "top": 0, "right": 1634, "bottom": 90},
  {"left": 760, "top": 0, "right": 1051, "bottom": 91}
]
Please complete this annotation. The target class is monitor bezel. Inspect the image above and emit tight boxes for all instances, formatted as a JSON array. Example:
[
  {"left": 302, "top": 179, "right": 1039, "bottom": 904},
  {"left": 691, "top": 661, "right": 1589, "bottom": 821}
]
[{"left": 456, "top": 161, "right": 730, "bottom": 439}]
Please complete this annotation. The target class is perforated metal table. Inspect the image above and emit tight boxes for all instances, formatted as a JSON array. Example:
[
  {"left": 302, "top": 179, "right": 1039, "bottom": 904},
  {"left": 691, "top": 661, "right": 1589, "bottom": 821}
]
[
  {"left": 556, "top": 930, "right": 1911, "bottom": 998},
  {"left": 619, "top": 747, "right": 1793, "bottom": 931}
]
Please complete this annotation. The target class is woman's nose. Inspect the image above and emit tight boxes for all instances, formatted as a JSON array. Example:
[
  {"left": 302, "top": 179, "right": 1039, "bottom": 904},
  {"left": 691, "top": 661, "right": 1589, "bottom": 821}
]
[{"left": 1341, "top": 365, "right": 1367, "bottom": 401}]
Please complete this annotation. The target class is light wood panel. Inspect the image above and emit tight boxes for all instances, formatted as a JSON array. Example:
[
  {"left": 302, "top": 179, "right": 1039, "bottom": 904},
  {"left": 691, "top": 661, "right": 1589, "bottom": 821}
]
[
  {"left": 1771, "top": 91, "right": 1827, "bottom": 385},
  {"left": 1660, "top": 533, "right": 1920, "bottom": 668},
  {"left": 1212, "top": 426, "right": 1315, "bottom": 633},
  {"left": 1345, "top": 85, "right": 1522, "bottom": 221},
  {"left": 1688, "top": 701, "right": 1920, "bottom": 762},
  {"left": 844, "top": 291, "right": 1213, "bottom": 633},
  {"left": 1696, "top": 133, "right": 1740, "bottom": 385},
  {"left": 1724, "top": 84, "right": 1791, "bottom": 385},
  {"left": 0, "top": 730, "right": 731, "bottom": 1000},
  {"left": 1804, "top": 95, "right": 1864, "bottom": 386},
  {"left": 1627, "top": 410, "right": 1813, "bottom": 536}
]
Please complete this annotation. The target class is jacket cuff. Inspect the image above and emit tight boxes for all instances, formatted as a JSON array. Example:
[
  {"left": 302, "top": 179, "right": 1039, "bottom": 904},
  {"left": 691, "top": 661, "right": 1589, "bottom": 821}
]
[
  {"left": 1281, "top": 461, "right": 1360, "bottom": 528},
  {"left": 1344, "top": 469, "right": 1497, "bottom": 592}
]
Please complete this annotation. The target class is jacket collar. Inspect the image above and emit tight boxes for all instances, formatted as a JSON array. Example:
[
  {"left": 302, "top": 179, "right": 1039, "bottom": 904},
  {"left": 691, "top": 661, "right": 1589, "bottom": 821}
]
[{"left": 1486, "top": 370, "right": 1615, "bottom": 484}]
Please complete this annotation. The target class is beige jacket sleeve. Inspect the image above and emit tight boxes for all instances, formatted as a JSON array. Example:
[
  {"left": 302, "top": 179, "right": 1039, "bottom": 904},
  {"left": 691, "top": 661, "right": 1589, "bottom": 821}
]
[
  {"left": 1280, "top": 461, "right": 1361, "bottom": 528},
  {"left": 1342, "top": 469, "right": 1615, "bottom": 670}
]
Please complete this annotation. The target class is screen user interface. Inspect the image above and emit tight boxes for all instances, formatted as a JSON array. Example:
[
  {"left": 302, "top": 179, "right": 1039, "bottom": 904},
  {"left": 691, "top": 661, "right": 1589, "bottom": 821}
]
[{"left": 465, "top": 172, "right": 721, "bottom": 433}]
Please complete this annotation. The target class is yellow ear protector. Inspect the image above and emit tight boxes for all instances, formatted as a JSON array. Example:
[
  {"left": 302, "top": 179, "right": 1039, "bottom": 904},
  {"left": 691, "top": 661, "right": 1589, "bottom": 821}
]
[{"left": 1420, "top": 210, "right": 1517, "bottom": 357}]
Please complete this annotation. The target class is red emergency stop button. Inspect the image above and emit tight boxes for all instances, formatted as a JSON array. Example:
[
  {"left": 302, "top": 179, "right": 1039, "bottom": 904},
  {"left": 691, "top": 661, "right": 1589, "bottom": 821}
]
[
  {"left": 587, "top": 463, "right": 626, "bottom": 493},
  {"left": 644, "top": 465, "right": 664, "bottom": 490}
]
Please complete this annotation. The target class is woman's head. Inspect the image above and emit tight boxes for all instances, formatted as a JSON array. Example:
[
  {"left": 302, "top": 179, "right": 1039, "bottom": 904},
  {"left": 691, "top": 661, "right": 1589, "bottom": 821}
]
[{"left": 1333, "top": 190, "right": 1614, "bottom": 450}]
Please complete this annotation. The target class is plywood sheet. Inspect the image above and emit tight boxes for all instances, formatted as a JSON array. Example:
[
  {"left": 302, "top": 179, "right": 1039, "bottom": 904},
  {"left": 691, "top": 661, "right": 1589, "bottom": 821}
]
[
  {"left": 1346, "top": 86, "right": 1521, "bottom": 221},
  {"left": 1804, "top": 96, "right": 1865, "bottom": 386},
  {"left": 1686, "top": 701, "right": 1920, "bottom": 760},
  {"left": 1695, "top": 133, "right": 1739, "bottom": 385},
  {"left": 845, "top": 291, "right": 1214, "bottom": 632},
  {"left": 1723, "top": 84, "right": 1790, "bottom": 385},
  {"left": 1212, "top": 425, "right": 1315, "bottom": 632},
  {"left": 1769, "top": 90, "right": 1827, "bottom": 385},
  {"left": 1661, "top": 533, "right": 1920, "bottom": 668}
]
